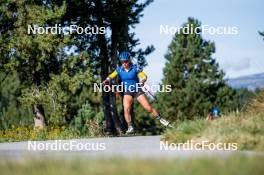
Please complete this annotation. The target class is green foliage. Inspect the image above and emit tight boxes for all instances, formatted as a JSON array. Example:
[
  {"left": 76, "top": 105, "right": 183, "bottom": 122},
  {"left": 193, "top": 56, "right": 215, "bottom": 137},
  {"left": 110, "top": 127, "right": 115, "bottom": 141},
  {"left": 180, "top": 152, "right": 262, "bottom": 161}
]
[
  {"left": 1, "top": 0, "right": 70, "bottom": 82},
  {"left": 19, "top": 54, "right": 98, "bottom": 125},
  {"left": 71, "top": 102, "right": 95, "bottom": 134},
  {"left": 232, "top": 88, "right": 255, "bottom": 111},
  {"left": 259, "top": 31, "right": 264, "bottom": 40},
  {"left": 0, "top": 71, "right": 32, "bottom": 129},
  {"left": 0, "top": 0, "right": 154, "bottom": 134},
  {"left": 158, "top": 18, "right": 237, "bottom": 121},
  {"left": 70, "top": 102, "right": 104, "bottom": 136},
  {"left": 0, "top": 0, "right": 74, "bottom": 127},
  {"left": 0, "top": 1, "right": 103, "bottom": 129}
]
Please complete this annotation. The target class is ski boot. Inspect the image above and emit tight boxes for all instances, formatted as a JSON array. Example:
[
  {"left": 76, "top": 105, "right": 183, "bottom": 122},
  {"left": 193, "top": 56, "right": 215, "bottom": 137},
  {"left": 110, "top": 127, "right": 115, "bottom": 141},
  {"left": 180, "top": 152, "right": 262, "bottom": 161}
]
[
  {"left": 156, "top": 115, "right": 173, "bottom": 128},
  {"left": 126, "top": 125, "right": 136, "bottom": 135}
]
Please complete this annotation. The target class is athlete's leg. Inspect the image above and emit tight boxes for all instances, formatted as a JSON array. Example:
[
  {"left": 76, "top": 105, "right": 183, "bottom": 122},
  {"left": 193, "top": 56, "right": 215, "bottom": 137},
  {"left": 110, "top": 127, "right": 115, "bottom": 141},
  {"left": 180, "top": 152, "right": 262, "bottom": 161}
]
[
  {"left": 123, "top": 95, "right": 134, "bottom": 124},
  {"left": 136, "top": 94, "right": 159, "bottom": 118},
  {"left": 136, "top": 94, "right": 171, "bottom": 127}
]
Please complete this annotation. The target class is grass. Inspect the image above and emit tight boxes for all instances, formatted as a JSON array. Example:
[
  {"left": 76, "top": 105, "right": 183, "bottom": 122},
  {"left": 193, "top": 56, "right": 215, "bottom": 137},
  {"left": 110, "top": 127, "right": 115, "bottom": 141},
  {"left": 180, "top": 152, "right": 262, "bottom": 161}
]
[
  {"left": 163, "top": 113, "right": 264, "bottom": 151},
  {"left": 246, "top": 89, "right": 264, "bottom": 114},
  {"left": 0, "top": 155, "right": 263, "bottom": 175},
  {"left": 164, "top": 119, "right": 207, "bottom": 143},
  {"left": 0, "top": 125, "right": 103, "bottom": 143},
  {"left": 164, "top": 89, "right": 264, "bottom": 151}
]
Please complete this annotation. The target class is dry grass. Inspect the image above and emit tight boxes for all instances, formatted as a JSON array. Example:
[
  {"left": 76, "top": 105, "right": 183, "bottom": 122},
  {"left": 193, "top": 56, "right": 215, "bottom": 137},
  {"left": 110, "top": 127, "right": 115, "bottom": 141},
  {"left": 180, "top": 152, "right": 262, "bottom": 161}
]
[
  {"left": 247, "top": 89, "right": 264, "bottom": 114},
  {"left": 164, "top": 113, "right": 264, "bottom": 151},
  {"left": 0, "top": 125, "right": 92, "bottom": 142},
  {"left": 164, "top": 88, "right": 264, "bottom": 151}
]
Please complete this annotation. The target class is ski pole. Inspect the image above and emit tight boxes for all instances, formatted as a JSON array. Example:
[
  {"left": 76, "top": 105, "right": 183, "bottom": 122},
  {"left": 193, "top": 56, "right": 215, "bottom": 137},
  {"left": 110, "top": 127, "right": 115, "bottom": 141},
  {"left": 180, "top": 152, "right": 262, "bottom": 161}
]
[{"left": 140, "top": 83, "right": 158, "bottom": 101}]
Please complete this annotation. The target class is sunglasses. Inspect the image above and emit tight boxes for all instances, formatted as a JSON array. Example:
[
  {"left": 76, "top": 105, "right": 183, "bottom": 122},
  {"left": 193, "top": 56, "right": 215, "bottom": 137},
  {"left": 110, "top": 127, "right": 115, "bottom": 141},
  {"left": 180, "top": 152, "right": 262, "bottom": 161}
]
[{"left": 121, "top": 60, "right": 130, "bottom": 64}]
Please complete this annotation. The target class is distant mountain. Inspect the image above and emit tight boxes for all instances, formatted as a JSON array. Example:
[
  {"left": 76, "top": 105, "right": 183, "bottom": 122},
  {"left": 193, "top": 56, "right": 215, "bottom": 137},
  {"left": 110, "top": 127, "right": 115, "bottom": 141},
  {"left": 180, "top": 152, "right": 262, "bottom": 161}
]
[{"left": 227, "top": 73, "right": 264, "bottom": 91}]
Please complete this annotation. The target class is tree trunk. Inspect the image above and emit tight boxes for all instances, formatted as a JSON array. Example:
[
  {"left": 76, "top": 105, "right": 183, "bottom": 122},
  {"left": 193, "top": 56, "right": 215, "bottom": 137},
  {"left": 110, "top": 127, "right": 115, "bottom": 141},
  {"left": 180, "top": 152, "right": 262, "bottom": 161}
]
[
  {"left": 109, "top": 22, "right": 123, "bottom": 133},
  {"left": 102, "top": 90, "right": 115, "bottom": 133},
  {"left": 32, "top": 104, "right": 46, "bottom": 129},
  {"left": 32, "top": 71, "right": 47, "bottom": 129},
  {"left": 95, "top": 0, "right": 123, "bottom": 134},
  {"left": 111, "top": 8, "right": 134, "bottom": 129}
]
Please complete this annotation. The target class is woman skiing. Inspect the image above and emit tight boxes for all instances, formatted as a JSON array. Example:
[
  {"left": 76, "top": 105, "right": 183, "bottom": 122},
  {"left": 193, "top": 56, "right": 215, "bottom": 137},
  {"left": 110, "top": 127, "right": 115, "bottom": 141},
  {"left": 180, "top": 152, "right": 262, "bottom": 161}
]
[{"left": 103, "top": 51, "right": 170, "bottom": 134}]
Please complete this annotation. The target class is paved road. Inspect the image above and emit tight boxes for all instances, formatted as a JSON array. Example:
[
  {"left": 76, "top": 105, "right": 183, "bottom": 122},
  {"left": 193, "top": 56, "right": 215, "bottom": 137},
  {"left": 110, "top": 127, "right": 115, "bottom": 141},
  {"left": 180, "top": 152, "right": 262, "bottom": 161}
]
[{"left": 0, "top": 135, "right": 262, "bottom": 160}]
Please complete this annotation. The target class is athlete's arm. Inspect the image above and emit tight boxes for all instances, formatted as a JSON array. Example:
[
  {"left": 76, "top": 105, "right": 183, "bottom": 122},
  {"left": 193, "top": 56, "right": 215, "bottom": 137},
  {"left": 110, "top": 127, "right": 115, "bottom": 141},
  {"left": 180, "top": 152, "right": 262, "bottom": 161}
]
[
  {"left": 137, "top": 71, "right": 147, "bottom": 83},
  {"left": 103, "top": 70, "right": 118, "bottom": 85},
  {"left": 108, "top": 70, "right": 118, "bottom": 80}
]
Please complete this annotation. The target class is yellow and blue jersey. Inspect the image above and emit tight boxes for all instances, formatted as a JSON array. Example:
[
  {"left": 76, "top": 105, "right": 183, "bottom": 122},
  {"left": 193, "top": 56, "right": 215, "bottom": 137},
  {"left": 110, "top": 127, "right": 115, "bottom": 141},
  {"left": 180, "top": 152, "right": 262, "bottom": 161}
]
[{"left": 107, "top": 64, "right": 147, "bottom": 92}]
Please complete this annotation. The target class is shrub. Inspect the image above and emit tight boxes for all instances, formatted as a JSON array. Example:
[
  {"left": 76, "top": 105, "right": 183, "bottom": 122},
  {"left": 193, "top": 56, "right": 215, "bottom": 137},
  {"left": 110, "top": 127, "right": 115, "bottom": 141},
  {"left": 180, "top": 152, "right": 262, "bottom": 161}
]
[{"left": 70, "top": 102, "right": 104, "bottom": 136}]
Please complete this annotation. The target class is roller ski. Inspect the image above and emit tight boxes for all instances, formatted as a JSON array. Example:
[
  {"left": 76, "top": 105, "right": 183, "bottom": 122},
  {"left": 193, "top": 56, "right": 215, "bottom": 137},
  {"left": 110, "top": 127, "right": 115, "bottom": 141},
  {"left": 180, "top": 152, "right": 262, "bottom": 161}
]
[
  {"left": 125, "top": 125, "right": 137, "bottom": 136},
  {"left": 156, "top": 115, "right": 173, "bottom": 128}
]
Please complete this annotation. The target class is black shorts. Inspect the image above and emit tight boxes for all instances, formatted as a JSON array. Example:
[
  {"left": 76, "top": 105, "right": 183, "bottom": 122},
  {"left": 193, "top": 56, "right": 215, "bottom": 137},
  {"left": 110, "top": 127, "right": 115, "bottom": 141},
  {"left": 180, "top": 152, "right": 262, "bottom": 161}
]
[{"left": 124, "top": 88, "right": 145, "bottom": 98}]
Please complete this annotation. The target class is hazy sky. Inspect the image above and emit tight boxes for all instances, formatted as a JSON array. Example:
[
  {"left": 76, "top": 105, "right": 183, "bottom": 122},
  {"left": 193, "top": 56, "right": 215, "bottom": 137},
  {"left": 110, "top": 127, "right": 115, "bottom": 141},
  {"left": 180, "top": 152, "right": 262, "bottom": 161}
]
[{"left": 134, "top": 0, "right": 264, "bottom": 84}]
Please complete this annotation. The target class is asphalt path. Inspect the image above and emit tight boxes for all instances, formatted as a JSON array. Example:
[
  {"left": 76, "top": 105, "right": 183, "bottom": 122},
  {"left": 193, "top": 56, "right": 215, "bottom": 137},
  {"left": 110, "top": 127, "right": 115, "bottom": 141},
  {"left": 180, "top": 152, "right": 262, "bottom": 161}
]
[{"left": 0, "top": 135, "right": 262, "bottom": 160}]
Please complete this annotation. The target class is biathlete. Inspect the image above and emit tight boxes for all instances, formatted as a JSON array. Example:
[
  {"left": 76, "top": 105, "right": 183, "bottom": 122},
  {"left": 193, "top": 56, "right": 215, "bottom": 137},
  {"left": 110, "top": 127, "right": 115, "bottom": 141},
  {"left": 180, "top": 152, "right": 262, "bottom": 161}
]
[{"left": 103, "top": 51, "right": 170, "bottom": 134}]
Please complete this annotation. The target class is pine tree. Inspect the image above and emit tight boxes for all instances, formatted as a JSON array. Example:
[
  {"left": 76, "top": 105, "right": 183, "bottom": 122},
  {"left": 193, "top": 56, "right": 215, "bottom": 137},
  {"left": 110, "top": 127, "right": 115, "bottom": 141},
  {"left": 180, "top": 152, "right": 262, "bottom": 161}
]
[
  {"left": 0, "top": 0, "right": 154, "bottom": 132},
  {"left": 0, "top": 0, "right": 69, "bottom": 128},
  {"left": 159, "top": 18, "right": 234, "bottom": 120},
  {"left": 0, "top": 71, "right": 33, "bottom": 129},
  {"left": 65, "top": 0, "right": 154, "bottom": 134},
  {"left": 259, "top": 31, "right": 264, "bottom": 40}
]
